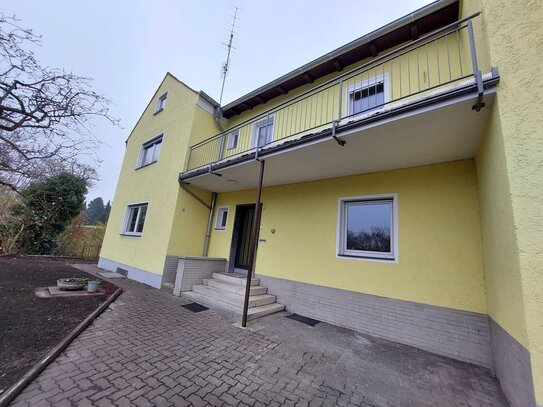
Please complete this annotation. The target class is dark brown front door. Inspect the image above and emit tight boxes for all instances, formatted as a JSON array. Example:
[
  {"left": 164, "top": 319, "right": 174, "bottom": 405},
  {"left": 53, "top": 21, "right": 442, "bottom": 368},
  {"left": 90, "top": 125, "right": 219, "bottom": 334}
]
[{"left": 233, "top": 205, "right": 255, "bottom": 271}]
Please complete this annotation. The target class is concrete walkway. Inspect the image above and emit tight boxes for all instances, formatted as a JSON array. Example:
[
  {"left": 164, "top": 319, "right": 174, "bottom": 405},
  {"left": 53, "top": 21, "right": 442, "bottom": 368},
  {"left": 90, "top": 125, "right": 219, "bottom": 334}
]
[{"left": 10, "top": 264, "right": 509, "bottom": 407}]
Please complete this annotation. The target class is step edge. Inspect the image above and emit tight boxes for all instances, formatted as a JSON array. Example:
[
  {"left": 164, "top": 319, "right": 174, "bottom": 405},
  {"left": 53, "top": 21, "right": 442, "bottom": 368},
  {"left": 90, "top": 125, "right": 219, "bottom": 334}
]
[
  {"left": 182, "top": 291, "right": 285, "bottom": 319},
  {"left": 212, "top": 273, "right": 260, "bottom": 286},
  {"left": 192, "top": 285, "right": 275, "bottom": 308},
  {"left": 203, "top": 279, "right": 268, "bottom": 294}
]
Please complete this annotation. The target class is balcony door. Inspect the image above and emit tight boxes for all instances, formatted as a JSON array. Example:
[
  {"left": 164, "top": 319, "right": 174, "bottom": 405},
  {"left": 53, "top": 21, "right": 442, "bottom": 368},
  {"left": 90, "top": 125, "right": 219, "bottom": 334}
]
[{"left": 252, "top": 116, "right": 274, "bottom": 148}]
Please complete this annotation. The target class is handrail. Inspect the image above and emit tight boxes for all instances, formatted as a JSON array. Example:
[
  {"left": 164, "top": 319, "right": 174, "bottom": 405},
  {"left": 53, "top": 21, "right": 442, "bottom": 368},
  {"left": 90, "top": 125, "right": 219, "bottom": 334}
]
[{"left": 185, "top": 13, "right": 484, "bottom": 172}]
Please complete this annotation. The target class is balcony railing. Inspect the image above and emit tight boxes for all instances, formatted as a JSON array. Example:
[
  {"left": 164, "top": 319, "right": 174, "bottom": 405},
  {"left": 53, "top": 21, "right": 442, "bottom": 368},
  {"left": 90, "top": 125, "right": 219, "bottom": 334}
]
[{"left": 184, "top": 14, "right": 485, "bottom": 173}]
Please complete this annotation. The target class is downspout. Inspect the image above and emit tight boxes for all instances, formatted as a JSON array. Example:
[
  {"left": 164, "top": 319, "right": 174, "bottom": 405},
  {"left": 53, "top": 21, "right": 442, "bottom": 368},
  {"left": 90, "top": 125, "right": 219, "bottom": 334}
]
[
  {"left": 202, "top": 107, "right": 225, "bottom": 257},
  {"left": 203, "top": 192, "right": 217, "bottom": 257}
]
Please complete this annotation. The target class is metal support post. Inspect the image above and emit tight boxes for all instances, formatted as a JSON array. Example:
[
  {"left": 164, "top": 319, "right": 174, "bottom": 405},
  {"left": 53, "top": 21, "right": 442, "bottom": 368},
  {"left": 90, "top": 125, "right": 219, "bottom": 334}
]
[
  {"left": 218, "top": 132, "right": 226, "bottom": 161},
  {"left": 241, "top": 159, "right": 266, "bottom": 327},
  {"left": 332, "top": 79, "right": 346, "bottom": 146},
  {"left": 468, "top": 20, "right": 485, "bottom": 111}
]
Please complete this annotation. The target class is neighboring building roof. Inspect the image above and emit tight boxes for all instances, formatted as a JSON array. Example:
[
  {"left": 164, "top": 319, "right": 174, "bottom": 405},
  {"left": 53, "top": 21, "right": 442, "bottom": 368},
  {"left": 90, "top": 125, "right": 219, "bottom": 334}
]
[{"left": 221, "top": 0, "right": 459, "bottom": 119}]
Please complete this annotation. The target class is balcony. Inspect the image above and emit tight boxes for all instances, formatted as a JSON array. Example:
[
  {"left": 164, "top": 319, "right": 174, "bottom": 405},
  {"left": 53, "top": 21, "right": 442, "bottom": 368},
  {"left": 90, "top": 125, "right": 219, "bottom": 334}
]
[{"left": 180, "top": 15, "right": 499, "bottom": 192}]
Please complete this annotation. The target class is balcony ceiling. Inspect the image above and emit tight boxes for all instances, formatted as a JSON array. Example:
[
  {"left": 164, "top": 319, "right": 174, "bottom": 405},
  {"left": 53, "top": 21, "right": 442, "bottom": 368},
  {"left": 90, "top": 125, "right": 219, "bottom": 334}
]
[
  {"left": 221, "top": 0, "right": 459, "bottom": 119},
  {"left": 181, "top": 90, "right": 495, "bottom": 193}
]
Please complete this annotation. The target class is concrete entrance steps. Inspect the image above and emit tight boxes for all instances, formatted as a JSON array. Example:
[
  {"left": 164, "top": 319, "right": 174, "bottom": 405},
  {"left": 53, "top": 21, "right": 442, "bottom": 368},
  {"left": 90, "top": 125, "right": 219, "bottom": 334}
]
[{"left": 182, "top": 272, "right": 285, "bottom": 321}]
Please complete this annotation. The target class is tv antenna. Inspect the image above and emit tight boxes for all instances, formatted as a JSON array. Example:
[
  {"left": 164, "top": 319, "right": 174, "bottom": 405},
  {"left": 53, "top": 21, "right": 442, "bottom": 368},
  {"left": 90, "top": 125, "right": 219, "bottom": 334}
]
[{"left": 219, "top": 6, "right": 240, "bottom": 106}]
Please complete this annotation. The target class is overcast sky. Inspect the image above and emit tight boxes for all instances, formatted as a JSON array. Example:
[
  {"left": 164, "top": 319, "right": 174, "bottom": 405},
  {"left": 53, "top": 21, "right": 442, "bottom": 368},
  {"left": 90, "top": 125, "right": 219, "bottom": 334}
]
[{"left": 2, "top": 0, "right": 432, "bottom": 203}]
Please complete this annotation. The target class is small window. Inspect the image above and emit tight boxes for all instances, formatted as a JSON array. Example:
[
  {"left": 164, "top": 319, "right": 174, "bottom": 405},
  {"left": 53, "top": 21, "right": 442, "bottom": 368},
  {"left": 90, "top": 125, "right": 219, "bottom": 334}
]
[
  {"left": 338, "top": 194, "right": 397, "bottom": 261},
  {"left": 138, "top": 134, "right": 163, "bottom": 168},
  {"left": 123, "top": 203, "right": 148, "bottom": 236},
  {"left": 215, "top": 207, "right": 229, "bottom": 230},
  {"left": 347, "top": 76, "right": 386, "bottom": 115},
  {"left": 227, "top": 130, "right": 239, "bottom": 150},
  {"left": 252, "top": 116, "right": 274, "bottom": 147},
  {"left": 155, "top": 92, "right": 168, "bottom": 113}
]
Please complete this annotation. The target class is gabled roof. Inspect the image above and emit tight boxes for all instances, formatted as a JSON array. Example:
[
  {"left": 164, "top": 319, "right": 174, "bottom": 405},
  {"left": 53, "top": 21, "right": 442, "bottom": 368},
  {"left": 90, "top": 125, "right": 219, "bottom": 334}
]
[
  {"left": 221, "top": 0, "right": 459, "bottom": 119},
  {"left": 125, "top": 72, "right": 219, "bottom": 144}
]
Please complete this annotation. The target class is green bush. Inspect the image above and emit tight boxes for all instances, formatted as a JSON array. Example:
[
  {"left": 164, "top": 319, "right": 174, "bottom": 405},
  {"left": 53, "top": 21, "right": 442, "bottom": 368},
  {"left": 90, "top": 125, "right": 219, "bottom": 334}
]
[{"left": 0, "top": 173, "right": 88, "bottom": 255}]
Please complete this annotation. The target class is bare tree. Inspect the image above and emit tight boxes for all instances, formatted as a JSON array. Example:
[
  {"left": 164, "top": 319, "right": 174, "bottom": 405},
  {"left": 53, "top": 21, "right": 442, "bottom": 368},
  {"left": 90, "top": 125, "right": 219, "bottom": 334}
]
[{"left": 0, "top": 15, "right": 119, "bottom": 193}]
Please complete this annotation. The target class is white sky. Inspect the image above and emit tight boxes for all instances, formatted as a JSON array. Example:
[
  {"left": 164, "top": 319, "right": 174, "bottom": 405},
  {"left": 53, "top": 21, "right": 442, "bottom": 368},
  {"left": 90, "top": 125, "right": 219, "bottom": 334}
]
[{"left": 2, "top": 0, "right": 433, "bottom": 202}]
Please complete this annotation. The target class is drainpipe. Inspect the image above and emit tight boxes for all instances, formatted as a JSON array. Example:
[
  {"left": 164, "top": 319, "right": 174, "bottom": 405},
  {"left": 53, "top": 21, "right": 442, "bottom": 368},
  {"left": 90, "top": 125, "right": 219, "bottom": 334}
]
[
  {"left": 203, "top": 192, "right": 217, "bottom": 257},
  {"left": 202, "top": 106, "right": 225, "bottom": 257}
]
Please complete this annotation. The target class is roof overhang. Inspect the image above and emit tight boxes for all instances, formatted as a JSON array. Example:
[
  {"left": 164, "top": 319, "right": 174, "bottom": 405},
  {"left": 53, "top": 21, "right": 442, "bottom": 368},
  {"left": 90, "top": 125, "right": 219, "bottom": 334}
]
[
  {"left": 180, "top": 83, "right": 497, "bottom": 193},
  {"left": 221, "top": 0, "right": 459, "bottom": 118}
]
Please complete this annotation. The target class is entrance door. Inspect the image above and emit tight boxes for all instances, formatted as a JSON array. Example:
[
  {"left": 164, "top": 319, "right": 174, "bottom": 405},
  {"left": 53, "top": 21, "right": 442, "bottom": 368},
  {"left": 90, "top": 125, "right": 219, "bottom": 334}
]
[{"left": 233, "top": 205, "right": 255, "bottom": 272}]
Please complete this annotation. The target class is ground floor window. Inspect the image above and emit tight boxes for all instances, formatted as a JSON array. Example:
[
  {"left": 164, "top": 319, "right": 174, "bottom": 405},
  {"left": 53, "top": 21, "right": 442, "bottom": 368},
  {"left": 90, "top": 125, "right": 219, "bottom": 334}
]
[
  {"left": 337, "top": 194, "right": 397, "bottom": 261},
  {"left": 122, "top": 203, "right": 148, "bottom": 236},
  {"left": 215, "top": 206, "right": 229, "bottom": 230}
]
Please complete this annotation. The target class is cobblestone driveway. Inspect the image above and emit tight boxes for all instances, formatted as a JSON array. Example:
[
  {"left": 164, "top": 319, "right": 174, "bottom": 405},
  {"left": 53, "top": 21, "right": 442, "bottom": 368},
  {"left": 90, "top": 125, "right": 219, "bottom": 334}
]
[{"left": 10, "top": 265, "right": 509, "bottom": 406}]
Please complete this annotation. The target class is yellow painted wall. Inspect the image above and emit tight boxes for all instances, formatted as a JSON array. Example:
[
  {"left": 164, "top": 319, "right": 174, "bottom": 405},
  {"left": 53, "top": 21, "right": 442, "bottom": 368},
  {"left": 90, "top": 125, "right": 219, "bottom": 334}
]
[
  {"left": 476, "top": 99, "right": 528, "bottom": 343},
  {"left": 462, "top": 0, "right": 543, "bottom": 401},
  {"left": 165, "top": 185, "right": 211, "bottom": 257},
  {"left": 101, "top": 74, "right": 203, "bottom": 275},
  {"left": 166, "top": 106, "right": 221, "bottom": 256},
  {"left": 207, "top": 160, "right": 486, "bottom": 313}
]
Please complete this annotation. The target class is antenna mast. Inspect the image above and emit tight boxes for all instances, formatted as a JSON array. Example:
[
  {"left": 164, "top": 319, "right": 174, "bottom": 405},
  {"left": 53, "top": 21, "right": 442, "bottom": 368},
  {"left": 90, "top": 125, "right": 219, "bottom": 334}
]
[{"left": 219, "top": 6, "right": 239, "bottom": 106}]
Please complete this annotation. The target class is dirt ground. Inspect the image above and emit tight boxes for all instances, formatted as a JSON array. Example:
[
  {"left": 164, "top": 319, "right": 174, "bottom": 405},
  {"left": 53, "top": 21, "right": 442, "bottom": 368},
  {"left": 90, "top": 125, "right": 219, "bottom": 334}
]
[{"left": 0, "top": 256, "right": 117, "bottom": 393}]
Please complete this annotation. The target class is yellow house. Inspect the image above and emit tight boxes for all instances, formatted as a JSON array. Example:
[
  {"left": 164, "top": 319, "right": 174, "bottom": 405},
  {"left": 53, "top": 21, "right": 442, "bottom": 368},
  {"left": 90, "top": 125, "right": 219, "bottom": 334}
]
[{"left": 100, "top": 0, "right": 543, "bottom": 406}]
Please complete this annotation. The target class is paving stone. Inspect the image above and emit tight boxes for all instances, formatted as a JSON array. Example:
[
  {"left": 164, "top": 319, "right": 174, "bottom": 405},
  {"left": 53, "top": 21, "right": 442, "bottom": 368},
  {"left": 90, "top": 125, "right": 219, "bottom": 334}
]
[{"left": 9, "top": 264, "right": 510, "bottom": 407}]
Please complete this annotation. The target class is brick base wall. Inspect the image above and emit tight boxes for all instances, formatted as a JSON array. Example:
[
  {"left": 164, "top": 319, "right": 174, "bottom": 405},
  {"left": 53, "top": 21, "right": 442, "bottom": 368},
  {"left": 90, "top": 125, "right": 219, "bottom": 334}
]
[
  {"left": 162, "top": 256, "right": 180, "bottom": 286},
  {"left": 489, "top": 317, "right": 536, "bottom": 407},
  {"left": 173, "top": 257, "right": 227, "bottom": 295},
  {"left": 258, "top": 274, "right": 492, "bottom": 369},
  {"left": 98, "top": 257, "right": 162, "bottom": 288}
]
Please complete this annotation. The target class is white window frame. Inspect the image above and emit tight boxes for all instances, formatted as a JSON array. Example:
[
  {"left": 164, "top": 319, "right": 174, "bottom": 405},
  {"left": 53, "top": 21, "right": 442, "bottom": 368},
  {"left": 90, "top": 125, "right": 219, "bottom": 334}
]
[
  {"left": 336, "top": 193, "right": 398, "bottom": 263},
  {"left": 214, "top": 206, "right": 229, "bottom": 231},
  {"left": 345, "top": 73, "right": 390, "bottom": 117},
  {"left": 154, "top": 91, "right": 168, "bottom": 113},
  {"left": 121, "top": 202, "right": 149, "bottom": 237},
  {"left": 137, "top": 134, "right": 163, "bottom": 168},
  {"left": 227, "top": 129, "right": 239, "bottom": 150},
  {"left": 251, "top": 114, "right": 275, "bottom": 148}
]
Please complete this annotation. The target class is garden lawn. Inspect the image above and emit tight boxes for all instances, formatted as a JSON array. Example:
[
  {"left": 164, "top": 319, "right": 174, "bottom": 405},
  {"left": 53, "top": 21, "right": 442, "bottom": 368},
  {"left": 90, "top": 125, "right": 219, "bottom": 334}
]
[{"left": 0, "top": 256, "right": 117, "bottom": 393}]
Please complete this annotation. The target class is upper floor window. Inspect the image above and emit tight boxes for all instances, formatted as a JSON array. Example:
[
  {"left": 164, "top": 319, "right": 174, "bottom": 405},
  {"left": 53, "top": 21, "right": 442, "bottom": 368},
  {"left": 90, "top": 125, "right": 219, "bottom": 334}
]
[
  {"left": 138, "top": 134, "right": 163, "bottom": 168},
  {"left": 252, "top": 115, "right": 274, "bottom": 148},
  {"left": 347, "top": 74, "right": 387, "bottom": 116},
  {"left": 122, "top": 203, "right": 148, "bottom": 236},
  {"left": 215, "top": 207, "right": 229, "bottom": 230},
  {"left": 155, "top": 92, "right": 168, "bottom": 114},
  {"left": 337, "top": 194, "right": 398, "bottom": 261},
  {"left": 227, "top": 129, "right": 239, "bottom": 150}
]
